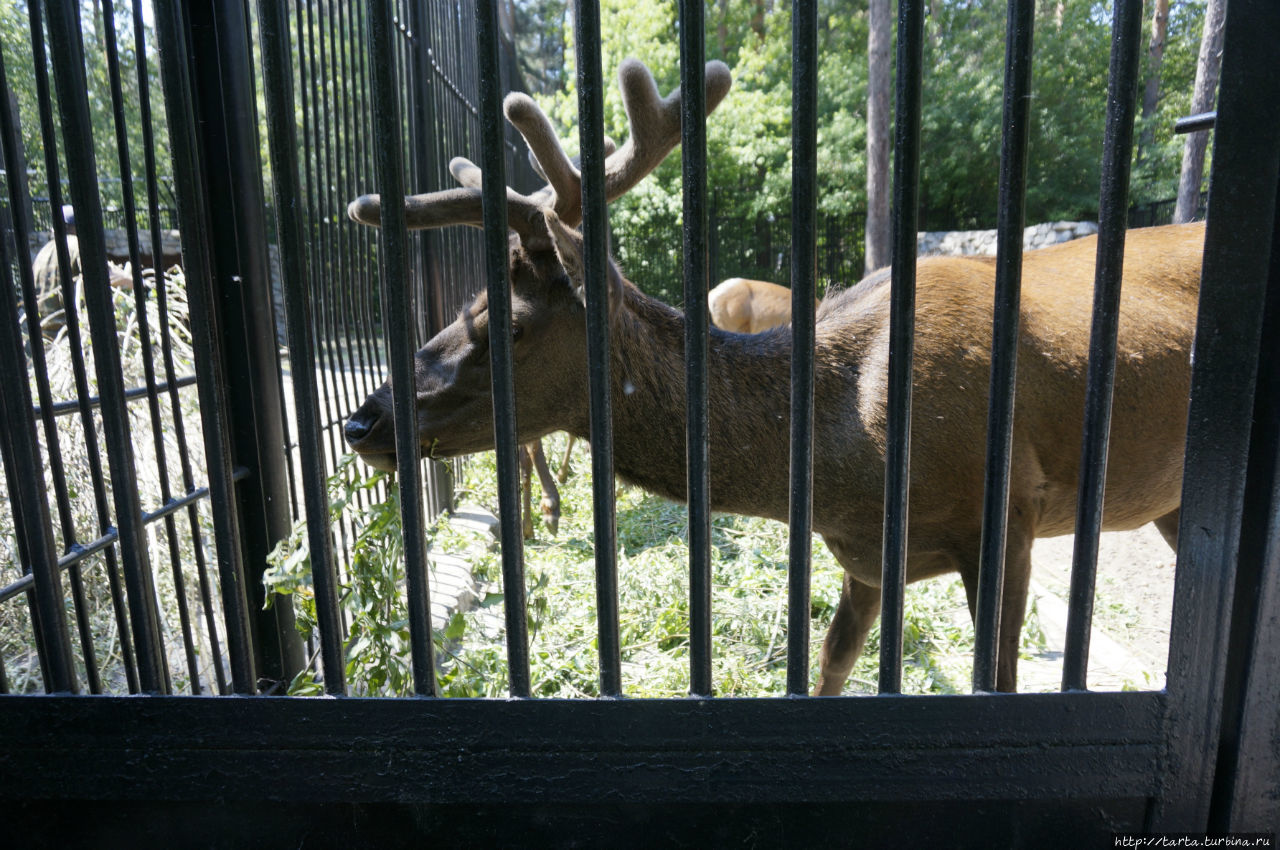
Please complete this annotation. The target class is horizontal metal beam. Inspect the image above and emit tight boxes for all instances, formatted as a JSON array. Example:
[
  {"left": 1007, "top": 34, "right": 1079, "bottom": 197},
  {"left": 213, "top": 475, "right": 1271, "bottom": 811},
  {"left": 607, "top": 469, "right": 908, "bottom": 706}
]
[
  {"left": 0, "top": 467, "right": 249, "bottom": 606},
  {"left": 31, "top": 375, "right": 197, "bottom": 420},
  {"left": 0, "top": 692, "right": 1165, "bottom": 804}
]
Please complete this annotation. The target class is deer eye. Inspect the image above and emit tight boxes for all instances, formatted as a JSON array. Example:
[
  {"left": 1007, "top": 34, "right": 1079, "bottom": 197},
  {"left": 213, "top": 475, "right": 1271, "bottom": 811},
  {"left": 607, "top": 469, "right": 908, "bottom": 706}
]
[{"left": 512, "top": 322, "right": 524, "bottom": 341}]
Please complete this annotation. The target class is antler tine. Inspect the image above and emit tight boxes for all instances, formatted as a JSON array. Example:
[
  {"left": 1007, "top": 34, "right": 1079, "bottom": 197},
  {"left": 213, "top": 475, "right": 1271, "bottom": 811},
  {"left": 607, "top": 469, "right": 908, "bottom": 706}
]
[
  {"left": 349, "top": 59, "right": 732, "bottom": 240},
  {"left": 504, "top": 92, "right": 588, "bottom": 226},
  {"left": 604, "top": 58, "right": 733, "bottom": 202},
  {"left": 526, "top": 138, "right": 617, "bottom": 184},
  {"left": 347, "top": 185, "right": 551, "bottom": 244}
]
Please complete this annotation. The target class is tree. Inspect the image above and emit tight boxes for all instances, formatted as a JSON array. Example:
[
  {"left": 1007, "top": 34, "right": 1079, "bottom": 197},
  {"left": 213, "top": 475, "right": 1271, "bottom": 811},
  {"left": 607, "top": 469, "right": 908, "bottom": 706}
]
[
  {"left": 0, "top": 0, "right": 170, "bottom": 225},
  {"left": 863, "top": 0, "right": 889, "bottom": 273},
  {"left": 1173, "top": 0, "right": 1223, "bottom": 223},
  {"left": 1136, "top": 0, "right": 1170, "bottom": 165},
  {"left": 518, "top": 0, "right": 1206, "bottom": 304},
  {"left": 507, "top": 0, "right": 570, "bottom": 95}
]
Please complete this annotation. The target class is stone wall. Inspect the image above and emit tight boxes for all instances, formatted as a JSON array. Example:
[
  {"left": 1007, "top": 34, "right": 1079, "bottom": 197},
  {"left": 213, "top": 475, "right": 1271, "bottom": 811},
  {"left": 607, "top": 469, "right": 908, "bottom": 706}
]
[
  {"left": 916, "top": 220, "right": 1099, "bottom": 257},
  {"left": 28, "top": 227, "right": 184, "bottom": 268}
]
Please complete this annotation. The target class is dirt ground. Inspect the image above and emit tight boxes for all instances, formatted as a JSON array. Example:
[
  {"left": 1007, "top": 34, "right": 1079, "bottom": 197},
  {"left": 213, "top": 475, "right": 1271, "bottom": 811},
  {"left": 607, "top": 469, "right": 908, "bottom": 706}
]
[{"left": 1019, "top": 522, "right": 1177, "bottom": 692}]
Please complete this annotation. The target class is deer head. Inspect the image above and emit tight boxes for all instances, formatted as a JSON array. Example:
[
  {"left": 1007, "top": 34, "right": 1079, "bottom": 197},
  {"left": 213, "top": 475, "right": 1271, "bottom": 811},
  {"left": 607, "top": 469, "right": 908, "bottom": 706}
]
[{"left": 343, "top": 59, "right": 732, "bottom": 470}]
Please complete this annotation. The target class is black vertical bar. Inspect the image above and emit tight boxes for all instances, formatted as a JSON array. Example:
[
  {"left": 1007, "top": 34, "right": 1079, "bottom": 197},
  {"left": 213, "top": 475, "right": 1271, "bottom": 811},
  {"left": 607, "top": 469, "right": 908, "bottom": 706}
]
[
  {"left": 0, "top": 13, "right": 99, "bottom": 694},
  {"left": 258, "top": 0, "right": 346, "bottom": 696},
  {"left": 408, "top": 0, "right": 453, "bottom": 516},
  {"left": 46, "top": 0, "right": 168, "bottom": 693},
  {"left": 0, "top": 182, "right": 76, "bottom": 695},
  {"left": 28, "top": 0, "right": 140, "bottom": 694},
  {"left": 972, "top": 0, "right": 1035, "bottom": 694},
  {"left": 132, "top": 0, "right": 226, "bottom": 694},
  {"left": 1209, "top": 174, "right": 1280, "bottom": 831},
  {"left": 366, "top": 0, "right": 437, "bottom": 696},
  {"left": 574, "top": 0, "right": 621, "bottom": 698},
  {"left": 153, "top": 0, "right": 258, "bottom": 693},
  {"left": 97, "top": 0, "right": 194, "bottom": 694},
  {"left": 1156, "top": 0, "right": 1280, "bottom": 827},
  {"left": 679, "top": 0, "right": 712, "bottom": 697},
  {"left": 476, "top": 0, "right": 530, "bottom": 698},
  {"left": 787, "top": 0, "right": 818, "bottom": 697},
  {"left": 197, "top": 0, "right": 306, "bottom": 686},
  {"left": 878, "top": 0, "right": 926, "bottom": 695},
  {"left": 296, "top": 0, "right": 343, "bottom": 575},
  {"left": 1061, "top": 0, "right": 1143, "bottom": 692}
]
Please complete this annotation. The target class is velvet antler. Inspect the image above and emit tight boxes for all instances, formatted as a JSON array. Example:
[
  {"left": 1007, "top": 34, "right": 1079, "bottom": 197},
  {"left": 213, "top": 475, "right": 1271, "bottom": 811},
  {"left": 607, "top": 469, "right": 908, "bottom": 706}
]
[{"left": 348, "top": 59, "right": 732, "bottom": 243}]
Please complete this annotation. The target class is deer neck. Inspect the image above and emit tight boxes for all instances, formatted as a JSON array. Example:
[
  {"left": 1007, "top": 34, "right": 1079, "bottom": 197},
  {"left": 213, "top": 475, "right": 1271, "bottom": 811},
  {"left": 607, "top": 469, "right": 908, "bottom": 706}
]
[{"left": 586, "top": 285, "right": 797, "bottom": 522}]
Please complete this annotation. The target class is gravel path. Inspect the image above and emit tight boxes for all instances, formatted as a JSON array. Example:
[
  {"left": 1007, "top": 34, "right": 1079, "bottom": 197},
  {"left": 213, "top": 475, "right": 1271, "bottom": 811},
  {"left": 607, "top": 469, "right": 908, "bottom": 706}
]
[{"left": 1019, "top": 523, "right": 1176, "bottom": 692}]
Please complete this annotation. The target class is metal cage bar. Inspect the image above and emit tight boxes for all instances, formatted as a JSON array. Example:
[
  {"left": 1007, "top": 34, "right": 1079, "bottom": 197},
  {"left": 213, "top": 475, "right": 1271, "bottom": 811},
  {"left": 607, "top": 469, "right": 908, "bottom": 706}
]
[
  {"left": 1211, "top": 231, "right": 1280, "bottom": 826},
  {"left": 878, "top": 0, "right": 926, "bottom": 696},
  {"left": 0, "top": 138, "right": 77, "bottom": 694},
  {"left": 151, "top": 0, "right": 257, "bottom": 694},
  {"left": 25, "top": 0, "right": 142, "bottom": 694},
  {"left": 785, "top": 0, "right": 818, "bottom": 698},
  {"left": 678, "top": 0, "right": 713, "bottom": 698},
  {"left": 132, "top": 0, "right": 227, "bottom": 695},
  {"left": 1157, "top": 0, "right": 1280, "bottom": 826},
  {"left": 573, "top": 0, "right": 622, "bottom": 698},
  {"left": 46, "top": 0, "right": 167, "bottom": 693},
  {"left": 0, "top": 13, "right": 100, "bottom": 694},
  {"left": 1061, "top": 0, "right": 1144, "bottom": 692},
  {"left": 972, "top": 0, "right": 1035, "bottom": 694},
  {"left": 258, "top": 0, "right": 346, "bottom": 696},
  {"left": 101, "top": 0, "right": 208, "bottom": 695},
  {"left": 475, "top": 0, "right": 530, "bottom": 698},
  {"left": 365, "top": 0, "right": 437, "bottom": 697}
]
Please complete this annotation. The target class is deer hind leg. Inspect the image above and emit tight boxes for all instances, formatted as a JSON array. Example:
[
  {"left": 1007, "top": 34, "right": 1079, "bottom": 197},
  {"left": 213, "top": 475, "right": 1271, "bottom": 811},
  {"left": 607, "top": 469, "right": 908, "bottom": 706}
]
[
  {"left": 814, "top": 573, "right": 882, "bottom": 696},
  {"left": 556, "top": 435, "right": 575, "bottom": 484},
  {"left": 1153, "top": 508, "right": 1180, "bottom": 550},
  {"left": 530, "top": 440, "right": 561, "bottom": 536},
  {"left": 520, "top": 444, "right": 535, "bottom": 540}
]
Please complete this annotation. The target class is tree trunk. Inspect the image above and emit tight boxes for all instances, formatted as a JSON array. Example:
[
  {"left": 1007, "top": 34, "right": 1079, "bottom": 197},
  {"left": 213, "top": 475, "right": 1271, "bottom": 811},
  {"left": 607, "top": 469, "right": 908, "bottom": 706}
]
[
  {"left": 1174, "top": 0, "right": 1226, "bottom": 224},
  {"left": 717, "top": 0, "right": 729, "bottom": 55},
  {"left": 865, "top": 0, "right": 891, "bottom": 274},
  {"left": 1136, "top": 0, "right": 1170, "bottom": 164}
]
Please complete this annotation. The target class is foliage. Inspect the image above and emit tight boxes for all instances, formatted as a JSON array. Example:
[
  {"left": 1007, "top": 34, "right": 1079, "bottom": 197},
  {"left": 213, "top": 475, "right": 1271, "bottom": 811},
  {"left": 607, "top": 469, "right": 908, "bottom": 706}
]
[
  {"left": 267, "top": 435, "right": 1058, "bottom": 698},
  {"left": 507, "top": 0, "right": 571, "bottom": 95},
  {"left": 508, "top": 0, "right": 1206, "bottom": 303},
  {"left": 0, "top": 0, "right": 170, "bottom": 221}
]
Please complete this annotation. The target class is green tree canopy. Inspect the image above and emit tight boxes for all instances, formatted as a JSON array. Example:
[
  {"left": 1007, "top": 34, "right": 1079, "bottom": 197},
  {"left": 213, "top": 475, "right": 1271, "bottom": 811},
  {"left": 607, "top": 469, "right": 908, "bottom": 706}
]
[
  {"left": 498, "top": 0, "right": 1206, "bottom": 299},
  {"left": 1, "top": 0, "right": 169, "bottom": 230}
]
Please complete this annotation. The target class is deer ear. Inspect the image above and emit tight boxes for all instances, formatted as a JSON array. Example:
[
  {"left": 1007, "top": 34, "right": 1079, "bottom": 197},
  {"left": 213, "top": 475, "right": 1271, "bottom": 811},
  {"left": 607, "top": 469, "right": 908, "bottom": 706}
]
[
  {"left": 544, "top": 210, "right": 624, "bottom": 318},
  {"left": 544, "top": 210, "right": 586, "bottom": 285}
]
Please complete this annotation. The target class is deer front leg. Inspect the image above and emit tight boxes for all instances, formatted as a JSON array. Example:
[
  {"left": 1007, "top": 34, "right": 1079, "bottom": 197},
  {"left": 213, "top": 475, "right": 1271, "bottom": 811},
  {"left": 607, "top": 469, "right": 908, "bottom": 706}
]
[
  {"left": 530, "top": 440, "right": 561, "bottom": 536},
  {"left": 556, "top": 435, "right": 575, "bottom": 484},
  {"left": 814, "top": 574, "right": 882, "bottom": 696}
]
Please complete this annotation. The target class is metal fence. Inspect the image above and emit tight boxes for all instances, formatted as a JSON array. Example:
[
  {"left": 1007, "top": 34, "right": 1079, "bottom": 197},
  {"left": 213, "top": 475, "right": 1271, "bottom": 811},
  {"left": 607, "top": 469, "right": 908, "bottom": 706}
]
[{"left": 1, "top": 0, "right": 1278, "bottom": 842}]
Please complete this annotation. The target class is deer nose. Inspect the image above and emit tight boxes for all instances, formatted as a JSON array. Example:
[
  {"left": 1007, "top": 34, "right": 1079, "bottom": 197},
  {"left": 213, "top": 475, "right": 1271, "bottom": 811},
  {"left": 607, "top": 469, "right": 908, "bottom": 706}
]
[{"left": 344, "top": 414, "right": 374, "bottom": 446}]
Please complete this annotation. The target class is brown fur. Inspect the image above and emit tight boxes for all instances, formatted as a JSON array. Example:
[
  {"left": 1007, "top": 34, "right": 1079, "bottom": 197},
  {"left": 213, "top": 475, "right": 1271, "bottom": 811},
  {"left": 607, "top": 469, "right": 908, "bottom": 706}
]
[
  {"left": 708, "top": 277, "right": 808, "bottom": 334},
  {"left": 346, "top": 217, "right": 1203, "bottom": 694}
]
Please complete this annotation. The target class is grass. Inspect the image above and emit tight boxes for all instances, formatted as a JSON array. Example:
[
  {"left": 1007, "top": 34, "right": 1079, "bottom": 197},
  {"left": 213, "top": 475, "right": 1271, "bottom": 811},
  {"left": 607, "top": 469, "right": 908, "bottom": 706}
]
[
  {"left": 1, "top": 268, "right": 219, "bottom": 695},
  {"left": 270, "top": 433, "right": 1053, "bottom": 698}
]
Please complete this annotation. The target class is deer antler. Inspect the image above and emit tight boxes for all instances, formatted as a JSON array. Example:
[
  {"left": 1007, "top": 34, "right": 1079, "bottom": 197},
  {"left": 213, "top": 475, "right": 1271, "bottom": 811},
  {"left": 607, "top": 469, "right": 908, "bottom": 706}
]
[{"left": 347, "top": 59, "right": 732, "bottom": 243}]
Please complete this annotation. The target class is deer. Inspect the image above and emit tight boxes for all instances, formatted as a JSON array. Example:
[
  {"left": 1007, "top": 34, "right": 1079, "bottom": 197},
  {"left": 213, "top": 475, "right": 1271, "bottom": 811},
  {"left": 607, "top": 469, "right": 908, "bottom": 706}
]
[
  {"left": 707, "top": 277, "right": 808, "bottom": 334},
  {"left": 342, "top": 58, "right": 1201, "bottom": 695},
  {"left": 520, "top": 440, "right": 561, "bottom": 538}
]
